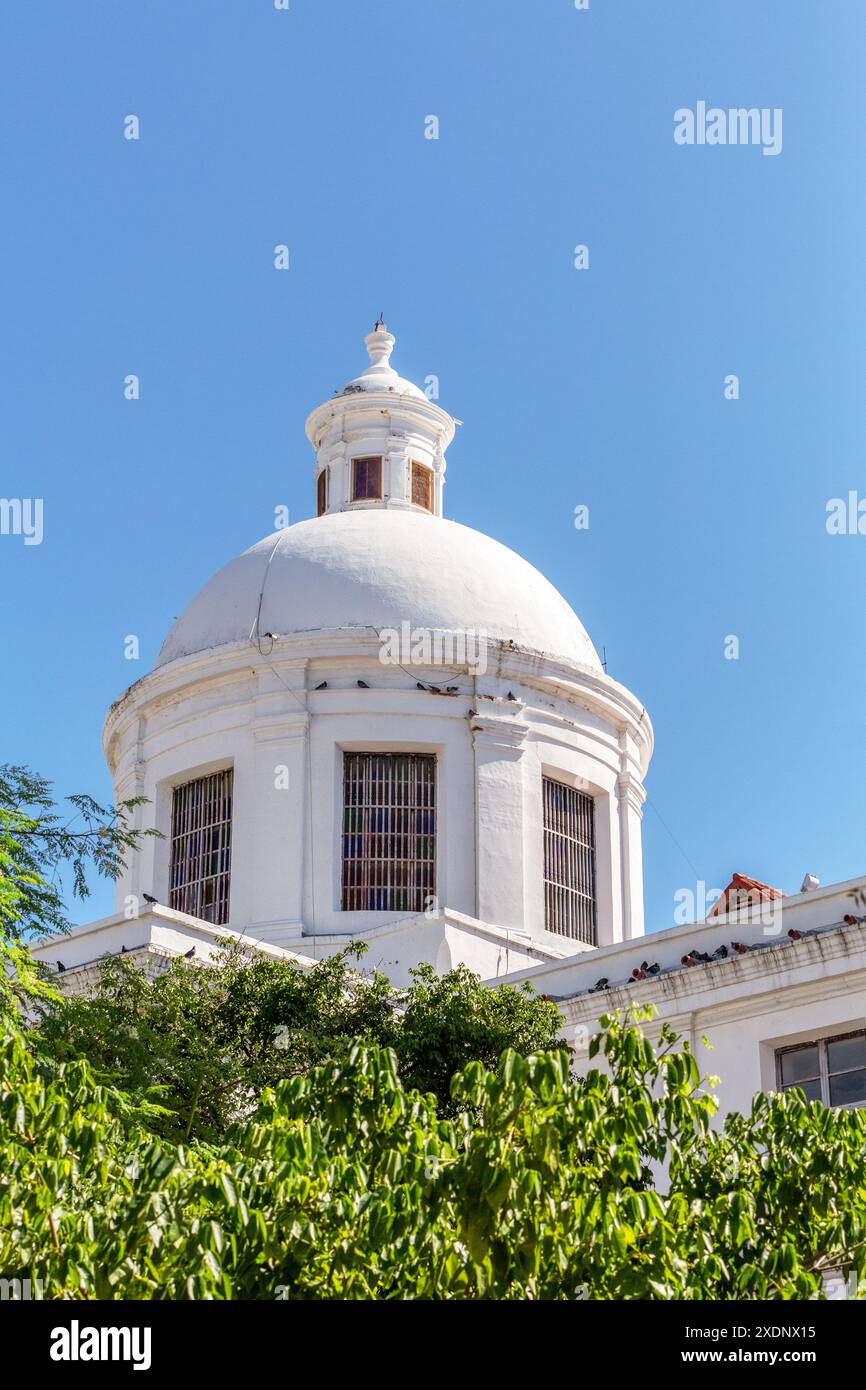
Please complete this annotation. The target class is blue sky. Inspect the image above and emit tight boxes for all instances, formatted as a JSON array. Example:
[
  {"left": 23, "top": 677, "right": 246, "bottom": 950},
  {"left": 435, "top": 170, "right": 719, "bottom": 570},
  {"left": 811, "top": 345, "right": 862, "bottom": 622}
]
[{"left": 2, "top": 1, "right": 865, "bottom": 932}]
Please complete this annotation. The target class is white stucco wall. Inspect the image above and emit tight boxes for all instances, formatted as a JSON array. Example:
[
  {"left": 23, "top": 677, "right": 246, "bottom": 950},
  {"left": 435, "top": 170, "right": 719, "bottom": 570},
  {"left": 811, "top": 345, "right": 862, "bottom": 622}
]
[
  {"left": 28, "top": 903, "right": 549, "bottom": 994},
  {"left": 102, "top": 625, "right": 651, "bottom": 980},
  {"left": 28, "top": 904, "right": 314, "bottom": 994}
]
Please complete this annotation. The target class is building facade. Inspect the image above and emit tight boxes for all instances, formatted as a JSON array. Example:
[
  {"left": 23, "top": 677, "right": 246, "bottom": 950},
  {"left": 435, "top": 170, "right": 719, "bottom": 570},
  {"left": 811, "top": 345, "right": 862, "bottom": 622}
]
[{"left": 32, "top": 324, "right": 866, "bottom": 1120}]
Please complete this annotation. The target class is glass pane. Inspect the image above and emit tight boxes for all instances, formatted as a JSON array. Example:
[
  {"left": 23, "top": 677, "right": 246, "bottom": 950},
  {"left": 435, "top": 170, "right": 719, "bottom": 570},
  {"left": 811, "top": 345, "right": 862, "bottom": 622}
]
[
  {"left": 827, "top": 1034, "right": 866, "bottom": 1075},
  {"left": 829, "top": 1069, "right": 866, "bottom": 1107},
  {"left": 783, "top": 1077, "right": 822, "bottom": 1102},
  {"left": 780, "top": 1046, "right": 819, "bottom": 1085},
  {"left": 353, "top": 457, "right": 381, "bottom": 500}
]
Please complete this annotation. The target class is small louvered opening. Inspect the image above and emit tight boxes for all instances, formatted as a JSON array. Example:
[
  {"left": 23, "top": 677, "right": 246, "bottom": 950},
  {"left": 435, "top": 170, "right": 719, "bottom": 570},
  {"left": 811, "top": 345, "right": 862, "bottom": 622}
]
[
  {"left": 411, "top": 460, "right": 433, "bottom": 512},
  {"left": 317, "top": 467, "right": 329, "bottom": 516},
  {"left": 169, "top": 769, "right": 233, "bottom": 925},
  {"left": 342, "top": 752, "right": 436, "bottom": 912},
  {"left": 352, "top": 456, "right": 382, "bottom": 501},
  {"left": 543, "top": 777, "right": 596, "bottom": 943}
]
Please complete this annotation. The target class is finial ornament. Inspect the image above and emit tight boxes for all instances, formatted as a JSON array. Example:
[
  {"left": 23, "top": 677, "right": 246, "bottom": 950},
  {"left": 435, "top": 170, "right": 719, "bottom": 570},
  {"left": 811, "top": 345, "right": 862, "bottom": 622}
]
[{"left": 364, "top": 320, "right": 396, "bottom": 371}]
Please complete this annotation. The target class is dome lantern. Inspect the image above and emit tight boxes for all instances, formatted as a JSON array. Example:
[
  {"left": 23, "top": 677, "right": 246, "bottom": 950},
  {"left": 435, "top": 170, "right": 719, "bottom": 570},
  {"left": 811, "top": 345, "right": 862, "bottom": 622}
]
[{"left": 305, "top": 321, "right": 456, "bottom": 520}]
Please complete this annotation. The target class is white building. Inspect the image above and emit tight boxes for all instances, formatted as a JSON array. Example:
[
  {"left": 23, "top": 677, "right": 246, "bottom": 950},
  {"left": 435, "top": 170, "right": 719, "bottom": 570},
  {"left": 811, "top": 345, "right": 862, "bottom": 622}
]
[{"left": 33, "top": 324, "right": 866, "bottom": 1119}]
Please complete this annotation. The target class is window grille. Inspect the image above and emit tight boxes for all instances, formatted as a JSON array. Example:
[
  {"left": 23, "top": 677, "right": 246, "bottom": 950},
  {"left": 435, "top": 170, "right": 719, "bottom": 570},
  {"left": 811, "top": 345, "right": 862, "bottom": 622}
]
[
  {"left": 543, "top": 777, "right": 596, "bottom": 943},
  {"left": 352, "top": 456, "right": 382, "bottom": 501},
  {"left": 169, "top": 769, "right": 233, "bottom": 925},
  {"left": 317, "top": 467, "right": 329, "bottom": 516},
  {"left": 776, "top": 1031, "right": 866, "bottom": 1108},
  {"left": 342, "top": 753, "right": 435, "bottom": 912},
  {"left": 411, "top": 460, "right": 433, "bottom": 511}
]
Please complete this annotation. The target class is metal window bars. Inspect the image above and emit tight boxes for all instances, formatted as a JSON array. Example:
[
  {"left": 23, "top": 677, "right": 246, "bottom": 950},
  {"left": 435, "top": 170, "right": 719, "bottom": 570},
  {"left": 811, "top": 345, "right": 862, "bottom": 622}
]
[
  {"left": 342, "top": 753, "right": 436, "bottom": 912},
  {"left": 543, "top": 776, "right": 596, "bottom": 943},
  {"left": 169, "top": 769, "right": 233, "bottom": 925}
]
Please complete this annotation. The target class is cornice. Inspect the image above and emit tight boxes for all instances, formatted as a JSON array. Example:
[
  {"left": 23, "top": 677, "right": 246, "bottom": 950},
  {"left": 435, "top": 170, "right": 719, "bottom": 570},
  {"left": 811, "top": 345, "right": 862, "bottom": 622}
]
[
  {"left": 558, "top": 924, "right": 866, "bottom": 1029},
  {"left": 470, "top": 713, "right": 531, "bottom": 752},
  {"left": 568, "top": 969, "right": 866, "bottom": 1042},
  {"left": 103, "top": 630, "right": 653, "bottom": 773},
  {"left": 305, "top": 391, "right": 455, "bottom": 450},
  {"left": 252, "top": 712, "right": 311, "bottom": 744},
  {"left": 616, "top": 771, "right": 647, "bottom": 814}
]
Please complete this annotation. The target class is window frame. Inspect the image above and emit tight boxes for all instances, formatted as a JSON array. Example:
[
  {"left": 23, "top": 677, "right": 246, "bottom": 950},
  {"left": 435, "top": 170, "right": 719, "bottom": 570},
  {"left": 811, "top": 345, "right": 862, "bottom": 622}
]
[
  {"left": 351, "top": 455, "right": 383, "bottom": 502},
  {"left": 340, "top": 751, "right": 436, "bottom": 913},
  {"left": 542, "top": 775, "right": 597, "bottom": 944},
  {"left": 168, "top": 767, "right": 233, "bottom": 926},
  {"left": 410, "top": 460, "right": 434, "bottom": 512},
  {"left": 775, "top": 1029, "right": 866, "bottom": 1109},
  {"left": 316, "top": 466, "right": 329, "bottom": 516}
]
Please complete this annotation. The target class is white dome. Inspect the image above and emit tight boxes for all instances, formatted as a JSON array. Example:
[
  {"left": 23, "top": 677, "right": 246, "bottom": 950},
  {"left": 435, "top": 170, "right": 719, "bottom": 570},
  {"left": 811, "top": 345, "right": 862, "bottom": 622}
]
[{"left": 157, "top": 509, "right": 601, "bottom": 671}]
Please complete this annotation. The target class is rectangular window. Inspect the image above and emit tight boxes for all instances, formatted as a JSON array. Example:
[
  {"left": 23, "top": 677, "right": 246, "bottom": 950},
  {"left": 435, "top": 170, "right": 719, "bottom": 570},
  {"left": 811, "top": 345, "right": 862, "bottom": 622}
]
[
  {"left": 543, "top": 777, "right": 596, "bottom": 943},
  {"left": 342, "top": 752, "right": 435, "bottom": 912},
  {"left": 169, "top": 769, "right": 233, "bottom": 925},
  {"left": 776, "top": 1031, "right": 866, "bottom": 1108},
  {"left": 352, "top": 456, "right": 382, "bottom": 502},
  {"left": 411, "top": 460, "right": 433, "bottom": 512},
  {"left": 317, "top": 467, "right": 329, "bottom": 516}
]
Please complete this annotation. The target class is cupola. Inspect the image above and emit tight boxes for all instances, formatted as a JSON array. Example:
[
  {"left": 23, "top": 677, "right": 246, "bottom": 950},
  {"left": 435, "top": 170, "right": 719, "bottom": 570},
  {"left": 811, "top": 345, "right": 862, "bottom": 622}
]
[{"left": 304, "top": 321, "right": 456, "bottom": 519}]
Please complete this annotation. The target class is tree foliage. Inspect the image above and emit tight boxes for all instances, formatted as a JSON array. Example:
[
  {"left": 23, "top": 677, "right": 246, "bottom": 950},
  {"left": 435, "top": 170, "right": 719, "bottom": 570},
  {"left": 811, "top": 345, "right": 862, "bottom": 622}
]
[
  {"left": 0, "top": 763, "right": 157, "bottom": 942},
  {"left": 4, "top": 763, "right": 866, "bottom": 1299},
  {"left": 36, "top": 950, "right": 564, "bottom": 1139},
  {"left": 4, "top": 995, "right": 866, "bottom": 1299}
]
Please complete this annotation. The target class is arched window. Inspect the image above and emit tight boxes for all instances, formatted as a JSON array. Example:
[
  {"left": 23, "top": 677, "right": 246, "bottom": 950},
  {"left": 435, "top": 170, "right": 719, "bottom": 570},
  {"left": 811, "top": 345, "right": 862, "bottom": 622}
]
[
  {"left": 542, "top": 776, "right": 596, "bottom": 942},
  {"left": 316, "top": 467, "right": 329, "bottom": 516}
]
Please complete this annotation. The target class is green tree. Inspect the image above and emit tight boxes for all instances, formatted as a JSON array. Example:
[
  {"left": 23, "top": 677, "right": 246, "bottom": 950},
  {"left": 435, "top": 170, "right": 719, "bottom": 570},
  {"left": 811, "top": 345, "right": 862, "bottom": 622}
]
[
  {"left": 36, "top": 949, "right": 564, "bottom": 1139},
  {"left": 5, "top": 761, "right": 866, "bottom": 1300},
  {"left": 37, "top": 945, "right": 394, "bottom": 1141},
  {"left": 0, "top": 763, "right": 156, "bottom": 942},
  {"left": 395, "top": 961, "right": 564, "bottom": 1111},
  {"left": 4, "top": 984, "right": 866, "bottom": 1299},
  {"left": 0, "top": 764, "right": 155, "bottom": 1022}
]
